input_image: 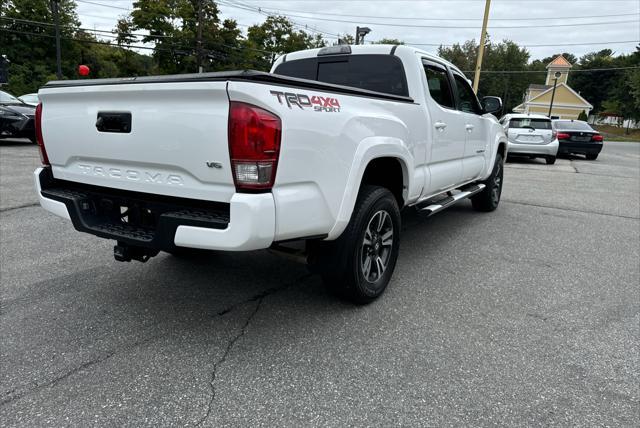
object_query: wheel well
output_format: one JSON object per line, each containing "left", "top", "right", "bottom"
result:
{"left": 497, "top": 142, "right": 506, "bottom": 159}
{"left": 360, "top": 157, "right": 405, "bottom": 206}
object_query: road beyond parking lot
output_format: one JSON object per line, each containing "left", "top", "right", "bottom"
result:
{"left": 1, "top": 140, "right": 639, "bottom": 426}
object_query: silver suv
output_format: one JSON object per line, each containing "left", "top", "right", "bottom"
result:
{"left": 500, "top": 114, "right": 559, "bottom": 165}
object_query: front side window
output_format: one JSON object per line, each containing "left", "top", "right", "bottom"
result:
{"left": 423, "top": 64, "right": 454, "bottom": 109}
{"left": 453, "top": 74, "right": 481, "bottom": 114}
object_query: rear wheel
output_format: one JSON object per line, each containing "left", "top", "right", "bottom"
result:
{"left": 471, "top": 153, "right": 503, "bottom": 212}
{"left": 315, "top": 185, "right": 401, "bottom": 304}
{"left": 545, "top": 155, "right": 556, "bottom": 165}
{"left": 585, "top": 153, "right": 598, "bottom": 160}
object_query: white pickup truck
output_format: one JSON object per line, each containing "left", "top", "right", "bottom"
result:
{"left": 34, "top": 44, "right": 507, "bottom": 303}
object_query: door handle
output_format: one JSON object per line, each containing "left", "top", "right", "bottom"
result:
{"left": 465, "top": 124, "right": 475, "bottom": 132}
{"left": 434, "top": 121, "right": 447, "bottom": 131}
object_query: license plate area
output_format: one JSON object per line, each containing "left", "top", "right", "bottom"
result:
{"left": 571, "top": 136, "right": 591, "bottom": 142}
{"left": 516, "top": 134, "right": 544, "bottom": 143}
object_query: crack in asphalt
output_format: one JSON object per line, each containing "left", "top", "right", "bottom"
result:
{"left": 0, "top": 333, "right": 162, "bottom": 407}
{"left": 194, "top": 273, "right": 312, "bottom": 427}
{"left": 0, "top": 202, "right": 38, "bottom": 213}
{"left": 503, "top": 200, "right": 640, "bottom": 220}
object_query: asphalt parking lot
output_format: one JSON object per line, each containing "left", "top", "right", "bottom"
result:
{"left": 1, "top": 139, "right": 639, "bottom": 426}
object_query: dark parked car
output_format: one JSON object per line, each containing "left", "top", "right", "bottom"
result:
{"left": 0, "top": 90, "right": 36, "bottom": 143}
{"left": 552, "top": 119, "right": 603, "bottom": 160}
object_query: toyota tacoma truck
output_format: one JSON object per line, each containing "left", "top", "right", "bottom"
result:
{"left": 34, "top": 44, "right": 507, "bottom": 303}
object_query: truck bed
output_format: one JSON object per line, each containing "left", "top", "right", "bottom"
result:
{"left": 43, "top": 70, "right": 415, "bottom": 103}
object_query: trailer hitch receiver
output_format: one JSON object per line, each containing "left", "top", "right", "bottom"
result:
{"left": 114, "top": 242, "right": 159, "bottom": 263}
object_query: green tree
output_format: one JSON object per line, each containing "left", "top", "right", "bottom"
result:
{"left": 130, "top": 0, "right": 243, "bottom": 74}
{"left": 246, "top": 16, "right": 325, "bottom": 71}
{"left": 374, "top": 38, "right": 404, "bottom": 45}
{"left": 438, "top": 39, "right": 530, "bottom": 112}
{"left": 1, "top": 0, "right": 80, "bottom": 92}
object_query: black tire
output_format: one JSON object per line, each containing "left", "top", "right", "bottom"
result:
{"left": 585, "top": 153, "right": 598, "bottom": 160}
{"left": 314, "top": 185, "right": 401, "bottom": 304}
{"left": 471, "top": 153, "right": 504, "bottom": 212}
{"left": 29, "top": 136, "right": 37, "bottom": 144}
{"left": 545, "top": 155, "right": 556, "bottom": 165}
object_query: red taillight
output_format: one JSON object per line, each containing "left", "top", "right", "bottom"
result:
{"left": 592, "top": 134, "right": 604, "bottom": 142}
{"left": 557, "top": 132, "right": 570, "bottom": 141}
{"left": 228, "top": 102, "right": 281, "bottom": 191}
{"left": 34, "top": 102, "right": 49, "bottom": 166}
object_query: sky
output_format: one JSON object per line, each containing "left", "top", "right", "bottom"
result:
{"left": 74, "top": 0, "right": 640, "bottom": 62}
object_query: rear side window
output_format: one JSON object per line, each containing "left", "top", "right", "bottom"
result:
{"left": 509, "top": 118, "right": 552, "bottom": 129}
{"left": 423, "top": 64, "right": 454, "bottom": 109}
{"left": 273, "top": 55, "right": 408, "bottom": 96}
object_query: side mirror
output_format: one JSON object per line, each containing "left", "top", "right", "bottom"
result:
{"left": 481, "top": 96, "right": 503, "bottom": 115}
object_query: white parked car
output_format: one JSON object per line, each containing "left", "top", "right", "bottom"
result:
{"left": 500, "top": 113, "right": 558, "bottom": 164}
{"left": 34, "top": 44, "right": 508, "bottom": 303}
{"left": 18, "top": 93, "right": 39, "bottom": 106}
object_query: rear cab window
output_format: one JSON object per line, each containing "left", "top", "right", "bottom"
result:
{"left": 274, "top": 54, "right": 409, "bottom": 97}
{"left": 509, "top": 118, "right": 552, "bottom": 130}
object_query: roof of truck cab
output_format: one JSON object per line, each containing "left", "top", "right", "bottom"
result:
{"left": 277, "top": 44, "right": 465, "bottom": 76}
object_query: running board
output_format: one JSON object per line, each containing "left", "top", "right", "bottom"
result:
{"left": 416, "top": 184, "right": 486, "bottom": 217}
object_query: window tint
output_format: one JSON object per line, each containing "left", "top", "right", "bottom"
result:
{"left": 423, "top": 64, "right": 454, "bottom": 108}
{"left": 553, "top": 120, "right": 593, "bottom": 131}
{"left": 274, "top": 55, "right": 408, "bottom": 96}
{"left": 509, "top": 118, "right": 552, "bottom": 130}
{"left": 453, "top": 74, "right": 481, "bottom": 114}
{"left": 273, "top": 58, "right": 317, "bottom": 81}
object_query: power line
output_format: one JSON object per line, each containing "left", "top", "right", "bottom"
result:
{"left": 3, "top": 28, "right": 638, "bottom": 75}
{"left": 253, "top": 7, "right": 638, "bottom": 22}
{"left": 1, "top": 16, "right": 277, "bottom": 55}
{"left": 76, "top": 0, "right": 130, "bottom": 11}
{"left": 462, "top": 66, "right": 640, "bottom": 74}
{"left": 217, "top": 0, "right": 341, "bottom": 37}
{"left": 226, "top": 9, "right": 639, "bottom": 30}
{"left": 219, "top": 0, "right": 639, "bottom": 29}
{"left": 0, "top": 28, "right": 199, "bottom": 55}
{"left": 401, "top": 40, "right": 640, "bottom": 48}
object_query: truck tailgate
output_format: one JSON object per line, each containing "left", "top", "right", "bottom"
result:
{"left": 38, "top": 81, "right": 234, "bottom": 202}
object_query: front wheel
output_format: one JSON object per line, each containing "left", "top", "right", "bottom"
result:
{"left": 316, "top": 185, "right": 401, "bottom": 304}
{"left": 471, "top": 153, "right": 504, "bottom": 212}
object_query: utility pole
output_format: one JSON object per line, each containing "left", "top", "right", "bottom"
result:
{"left": 51, "top": 0, "right": 62, "bottom": 79}
{"left": 548, "top": 71, "right": 561, "bottom": 117}
{"left": 472, "top": 0, "right": 491, "bottom": 94}
{"left": 196, "top": 0, "right": 203, "bottom": 73}
{"left": 355, "top": 26, "right": 360, "bottom": 45}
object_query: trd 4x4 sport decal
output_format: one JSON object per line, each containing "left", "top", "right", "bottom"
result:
{"left": 270, "top": 90, "right": 341, "bottom": 112}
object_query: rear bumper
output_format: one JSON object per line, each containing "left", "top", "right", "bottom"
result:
{"left": 34, "top": 167, "right": 275, "bottom": 251}
{"left": 0, "top": 116, "right": 34, "bottom": 139}
{"left": 507, "top": 139, "right": 559, "bottom": 157}
{"left": 558, "top": 141, "right": 603, "bottom": 155}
